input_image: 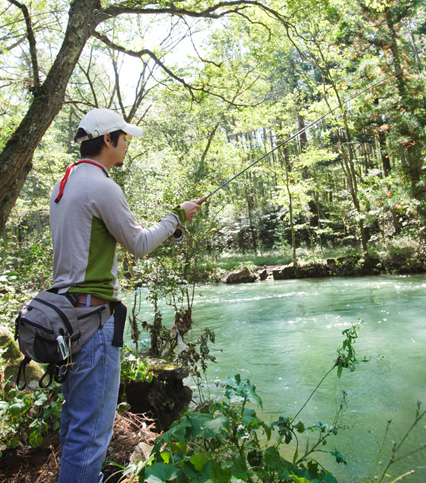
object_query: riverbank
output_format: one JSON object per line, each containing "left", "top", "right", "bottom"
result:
{"left": 0, "top": 409, "right": 157, "bottom": 483}
{"left": 0, "top": 358, "right": 191, "bottom": 482}
{"left": 190, "top": 237, "right": 424, "bottom": 284}
{"left": 225, "top": 252, "right": 426, "bottom": 284}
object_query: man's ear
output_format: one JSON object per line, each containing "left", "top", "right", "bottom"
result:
{"left": 103, "top": 133, "right": 111, "bottom": 146}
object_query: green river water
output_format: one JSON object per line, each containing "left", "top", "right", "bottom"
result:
{"left": 126, "top": 274, "right": 426, "bottom": 482}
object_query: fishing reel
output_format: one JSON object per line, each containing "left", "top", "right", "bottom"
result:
{"left": 170, "top": 225, "right": 185, "bottom": 244}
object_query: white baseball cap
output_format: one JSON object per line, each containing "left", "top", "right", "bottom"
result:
{"left": 75, "top": 108, "right": 143, "bottom": 143}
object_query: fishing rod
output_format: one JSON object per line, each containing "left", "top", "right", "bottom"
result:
{"left": 171, "top": 70, "right": 401, "bottom": 242}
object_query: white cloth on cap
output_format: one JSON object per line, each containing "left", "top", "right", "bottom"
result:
{"left": 76, "top": 108, "right": 143, "bottom": 142}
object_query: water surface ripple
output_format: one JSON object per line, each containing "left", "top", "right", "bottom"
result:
{"left": 128, "top": 274, "right": 426, "bottom": 482}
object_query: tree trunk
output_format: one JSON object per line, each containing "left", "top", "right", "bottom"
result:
{"left": 284, "top": 159, "right": 297, "bottom": 267}
{"left": 377, "top": 130, "right": 391, "bottom": 176}
{"left": 0, "top": 0, "right": 100, "bottom": 236}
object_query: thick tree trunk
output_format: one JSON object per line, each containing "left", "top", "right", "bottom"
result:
{"left": 0, "top": 0, "right": 100, "bottom": 236}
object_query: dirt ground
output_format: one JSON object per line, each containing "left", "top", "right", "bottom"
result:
{"left": 0, "top": 411, "right": 159, "bottom": 483}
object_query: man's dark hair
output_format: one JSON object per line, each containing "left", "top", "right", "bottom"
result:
{"left": 74, "top": 128, "right": 124, "bottom": 157}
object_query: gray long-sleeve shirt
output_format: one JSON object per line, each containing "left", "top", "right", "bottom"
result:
{"left": 50, "top": 160, "right": 179, "bottom": 301}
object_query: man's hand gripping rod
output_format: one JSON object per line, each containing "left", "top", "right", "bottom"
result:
{"left": 171, "top": 71, "right": 401, "bottom": 242}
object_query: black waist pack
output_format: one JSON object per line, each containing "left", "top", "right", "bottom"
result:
{"left": 14, "top": 290, "right": 111, "bottom": 390}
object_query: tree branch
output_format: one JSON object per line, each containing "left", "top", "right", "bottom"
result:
{"left": 181, "top": 18, "right": 223, "bottom": 68}
{"left": 0, "top": 36, "right": 27, "bottom": 55}
{"left": 129, "top": 63, "right": 155, "bottom": 121}
{"left": 77, "top": 48, "right": 99, "bottom": 107}
{"left": 92, "top": 31, "right": 199, "bottom": 98}
{"left": 95, "top": 0, "right": 291, "bottom": 27}
{"left": 112, "top": 55, "right": 126, "bottom": 114}
{"left": 8, "top": 0, "right": 40, "bottom": 92}
{"left": 92, "top": 31, "right": 257, "bottom": 107}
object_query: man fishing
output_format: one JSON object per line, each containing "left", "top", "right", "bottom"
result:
{"left": 50, "top": 107, "right": 205, "bottom": 483}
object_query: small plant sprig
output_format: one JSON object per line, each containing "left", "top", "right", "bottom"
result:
{"left": 335, "top": 319, "right": 364, "bottom": 378}
{"left": 293, "top": 319, "right": 365, "bottom": 423}
{"left": 372, "top": 401, "right": 426, "bottom": 483}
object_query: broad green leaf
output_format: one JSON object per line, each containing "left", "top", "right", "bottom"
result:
{"left": 230, "top": 457, "right": 251, "bottom": 480}
{"left": 157, "top": 417, "right": 192, "bottom": 444}
{"left": 186, "top": 412, "right": 216, "bottom": 438}
{"left": 182, "top": 460, "right": 201, "bottom": 479}
{"left": 190, "top": 453, "right": 209, "bottom": 471}
{"left": 145, "top": 462, "right": 180, "bottom": 482}
{"left": 264, "top": 446, "right": 291, "bottom": 478}
{"left": 208, "top": 460, "right": 233, "bottom": 482}
{"left": 33, "top": 392, "right": 48, "bottom": 407}
{"left": 202, "top": 414, "right": 230, "bottom": 438}
{"left": 29, "top": 430, "right": 44, "bottom": 448}
{"left": 323, "top": 474, "right": 339, "bottom": 483}
{"left": 9, "top": 399, "right": 29, "bottom": 417}
{"left": 241, "top": 408, "right": 258, "bottom": 426}
{"left": 224, "top": 375, "right": 263, "bottom": 408}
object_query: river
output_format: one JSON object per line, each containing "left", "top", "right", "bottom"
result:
{"left": 125, "top": 274, "right": 426, "bottom": 482}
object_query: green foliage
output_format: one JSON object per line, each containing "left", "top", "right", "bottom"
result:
{"left": 122, "top": 216, "right": 219, "bottom": 364}
{"left": 175, "top": 327, "right": 216, "bottom": 380}
{"left": 0, "top": 351, "right": 62, "bottom": 454}
{"left": 224, "top": 374, "right": 263, "bottom": 409}
{"left": 0, "top": 230, "right": 54, "bottom": 333}
{"left": 120, "top": 348, "right": 154, "bottom": 383}
{"left": 2, "top": 0, "right": 426, "bottom": 260}
{"left": 4, "top": 0, "right": 426, "bottom": 260}
{"left": 1, "top": 3, "right": 426, "bottom": 479}
{"left": 335, "top": 319, "right": 364, "bottom": 378}
{"left": 131, "top": 375, "right": 342, "bottom": 482}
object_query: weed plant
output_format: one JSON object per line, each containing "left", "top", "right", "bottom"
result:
{"left": 0, "top": 349, "right": 62, "bottom": 455}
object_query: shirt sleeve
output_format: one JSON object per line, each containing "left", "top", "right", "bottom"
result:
{"left": 92, "top": 178, "right": 179, "bottom": 257}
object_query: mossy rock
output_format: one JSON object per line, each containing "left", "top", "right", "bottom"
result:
{"left": 120, "top": 357, "right": 192, "bottom": 431}
{"left": 0, "top": 326, "right": 44, "bottom": 388}
{"left": 225, "top": 266, "right": 258, "bottom": 284}
{"left": 273, "top": 265, "right": 296, "bottom": 280}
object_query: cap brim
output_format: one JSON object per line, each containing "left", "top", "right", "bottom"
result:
{"left": 123, "top": 123, "right": 143, "bottom": 137}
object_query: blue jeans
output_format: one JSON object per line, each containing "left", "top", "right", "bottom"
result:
{"left": 58, "top": 315, "right": 120, "bottom": 483}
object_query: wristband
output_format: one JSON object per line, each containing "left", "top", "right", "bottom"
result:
{"left": 171, "top": 206, "right": 186, "bottom": 224}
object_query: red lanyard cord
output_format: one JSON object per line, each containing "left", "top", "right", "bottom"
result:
{"left": 54, "top": 160, "right": 108, "bottom": 203}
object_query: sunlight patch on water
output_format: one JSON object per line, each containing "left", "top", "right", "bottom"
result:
{"left": 192, "top": 290, "right": 313, "bottom": 305}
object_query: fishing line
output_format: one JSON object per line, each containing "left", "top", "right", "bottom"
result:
{"left": 171, "top": 69, "right": 402, "bottom": 242}
{"left": 205, "top": 70, "right": 401, "bottom": 200}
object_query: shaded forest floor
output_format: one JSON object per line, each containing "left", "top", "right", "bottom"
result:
{"left": 0, "top": 411, "right": 157, "bottom": 483}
